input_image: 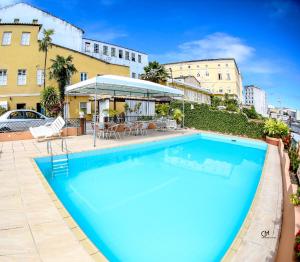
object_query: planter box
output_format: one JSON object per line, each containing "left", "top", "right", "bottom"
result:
{"left": 266, "top": 136, "right": 280, "bottom": 146}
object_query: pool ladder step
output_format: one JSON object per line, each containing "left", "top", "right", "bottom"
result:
{"left": 47, "top": 139, "right": 69, "bottom": 178}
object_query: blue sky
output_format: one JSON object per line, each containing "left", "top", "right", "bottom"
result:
{"left": 2, "top": 0, "right": 300, "bottom": 109}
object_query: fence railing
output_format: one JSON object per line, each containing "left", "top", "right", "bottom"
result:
{"left": 0, "top": 118, "right": 82, "bottom": 133}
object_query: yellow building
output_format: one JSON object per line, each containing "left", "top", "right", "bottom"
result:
{"left": 0, "top": 23, "right": 129, "bottom": 118}
{"left": 164, "top": 58, "right": 243, "bottom": 101}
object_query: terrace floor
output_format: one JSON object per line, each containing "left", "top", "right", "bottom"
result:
{"left": 0, "top": 130, "right": 282, "bottom": 261}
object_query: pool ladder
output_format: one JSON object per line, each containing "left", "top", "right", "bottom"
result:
{"left": 47, "top": 138, "right": 69, "bottom": 179}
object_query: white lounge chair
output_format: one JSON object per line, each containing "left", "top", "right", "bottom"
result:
{"left": 29, "top": 116, "right": 65, "bottom": 139}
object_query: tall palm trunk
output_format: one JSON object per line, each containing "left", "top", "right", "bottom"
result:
{"left": 43, "top": 50, "right": 47, "bottom": 90}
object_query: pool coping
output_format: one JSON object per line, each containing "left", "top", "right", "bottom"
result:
{"left": 31, "top": 130, "right": 282, "bottom": 261}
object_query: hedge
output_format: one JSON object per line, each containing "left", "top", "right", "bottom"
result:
{"left": 171, "top": 101, "right": 265, "bottom": 139}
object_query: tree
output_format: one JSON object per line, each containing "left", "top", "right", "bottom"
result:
{"left": 39, "top": 29, "right": 54, "bottom": 89}
{"left": 242, "top": 106, "right": 259, "bottom": 119}
{"left": 140, "top": 61, "right": 170, "bottom": 83}
{"left": 41, "top": 86, "right": 61, "bottom": 117}
{"left": 49, "top": 55, "right": 77, "bottom": 116}
{"left": 210, "top": 96, "right": 222, "bottom": 108}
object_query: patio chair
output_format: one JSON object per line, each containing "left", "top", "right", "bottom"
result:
{"left": 105, "top": 124, "right": 125, "bottom": 139}
{"left": 29, "top": 116, "right": 65, "bottom": 140}
{"left": 141, "top": 122, "right": 149, "bottom": 135}
{"left": 166, "top": 120, "right": 177, "bottom": 130}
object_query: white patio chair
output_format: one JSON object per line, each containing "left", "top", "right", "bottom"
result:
{"left": 29, "top": 116, "right": 65, "bottom": 140}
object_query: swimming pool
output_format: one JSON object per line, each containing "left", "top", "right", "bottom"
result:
{"left": 35, "top": 133, "right": 267, "bottom": 261}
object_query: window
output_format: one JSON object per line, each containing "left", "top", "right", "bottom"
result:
{"left": 25, "top": 111, "right": 42, "bottom": 119}
{"left": 2, "top": 32, "right": 12, "bottom": 45}
{"left": 32, "top": 19, "right": 38, "bottom": 24}
{"left": 138, "top": 54, "right": 141, "bottom": 63}
{"left": 36, "top": 69, "right": 44, "bottom": 86}
{"left": 79, "top": 102, "right": 91, "bottom": 114}
{"left": 21, "top": 32, "right": 30, "bottom": 45}
{"left": 103, "top": 45, "right": 108, "bottom": 55}
{"left": 119, "top": 49, "right": 123, "bottom": 58}
{"left": 94, "top": 44, "right": 99, "bottom": 53}
{"left": 131, "top": 53, "right": 136, "bottom": 62}
{"left": 132, "top": 72, "right": 136, "bottom": 78}
{"left": 9, "top": 111, "right": 24, "bottom": 119}
{"left": 85, "top": 42, "right": 90, "bottom": 52}
{"left": 219, "top": 88, "right": 223, "bottom": 93}
{"left": 188, "top": 65, "right": 191, "bottom": 68}
{"left": 80, "top": 72, "right": 88, "bottom": 81}
{"left": 0, "top": 69, "right": 7, "bottom": 85}
{"left": 197, "top": 73, "right": 200, "bottom": 77}
{"left": 17, "top": 69, "right": 27, "bottom": 85}
{"left": 218, "top": 73, "right": 222, "bottom": 80}
{"left": 14, "top": 18, "right": 19, "bottom": 23}
{"left": 111, "top": 47, "right": 116, "bottom": 57}
{"left": 205, "top": 71, "right": 209, "bottom": 77}
{"left": 125, "top": 51, "right": 129, "bottom": 60}
{"left": 226, "top": 73, "right": 231, "bottom": 80}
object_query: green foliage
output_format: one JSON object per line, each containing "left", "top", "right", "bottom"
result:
{"left": 140, "top": 61, "right": 170, "bottom": 83}
{"left": 210, "top": 96, "right": 222, "bottom": 109}
{"left": 103, "top": 109, "right": 119, "bottom": 117}
{"left": 263, "top": 119, "right": 289, "bottom": 138}
{"left": 224, "top": 93, "right": 239, "bottom": 112}
{"left": 124, "top": 102, "right": 129, "bottom": 113}
{"left": 170, "top": 101, "right": 265, "bottom": 139}
{"left": 289, "top": 145, "right": 300, "bottom": 173}
{"left": 0, "top": 106, "right": 7, "bottom": 116}
{"left": 155, "top": 103, "right": 170, "bottom": 117}
{"left": 290, "top": 193, "right": 300, "bottom": 206}
{"left": 134, "top": 102, "right": 142, "bottom": 114}
{"left": 49, "top": 55, "right": 77, "bottom": 116}
{"left": 242, "top": 106, "right": 259, "bottom": 119}
{"left": 40, "top": 86, "right": 61, "bottom": 117}
{"left": 173, "top": 108, "right": 184, "bottom": 124}
{"left": 39, "top": 29, "right": 54, "bottom": 89}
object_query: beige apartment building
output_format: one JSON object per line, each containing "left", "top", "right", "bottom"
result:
{"left": 164, "top": 58, "right": 243, "bottom": 101}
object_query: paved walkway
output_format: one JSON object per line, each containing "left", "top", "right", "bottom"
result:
{"left": 0, "top": 131, "right": 282, "bottom": 261}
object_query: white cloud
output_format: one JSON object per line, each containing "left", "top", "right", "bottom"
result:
{"left": 151, "top": 32, "right": 280, "bottom": 75}
{"left": 0, "top": 0, "right": 19, "bottom": 8}
{"left": 153, "top": 32, "right": 255, "bottom": 64}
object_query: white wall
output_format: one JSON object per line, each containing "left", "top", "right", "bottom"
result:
{"left": 82, "top": 39, "right": 148, "bottom": 77}
{"left": 0, "top": 3, "right": 83, "bottom": 51}
{"left": 244, "top": 86, "right": 268, "bottom": 116}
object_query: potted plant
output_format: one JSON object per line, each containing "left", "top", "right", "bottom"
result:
{"left": 263, "top": 119, "right": 289, "bottom": 146}
{"left": 173, "top": 108, "right": 184, "bottom": 128}
{"left": 295, "top": 230, "right": 300, "bottom": 259}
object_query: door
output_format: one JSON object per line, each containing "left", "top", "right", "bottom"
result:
{"left": 36, "top": 103, "right": 41, "bottom": 113}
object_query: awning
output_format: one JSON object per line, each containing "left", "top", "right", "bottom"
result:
{"left": 65, "top": 75, "right": 183, "bottom": 97}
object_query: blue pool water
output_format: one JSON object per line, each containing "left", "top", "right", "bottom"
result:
{"left": 35, "top": 134, "right": 267, "bottom": 261}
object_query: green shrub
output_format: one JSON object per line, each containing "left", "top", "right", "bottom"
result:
{"left": 170, "top": 101, "right": 264, "bottom": 139}
{"left": 289, "top": 146, "right": 300, "bottom": 173}
{"left": 263, "top": 119, "right": 289, "bottom": 138}
{"left": 0, "top": 106, "right": 7, "bottom": 116}
{"left": 172, "top": 108, "right": 184, "bottom": 124}
{"left": 155, "top": 103, "right": 170, "bottom": 117}
{"left": 242, "top": 106, "right": 259, "bottom": 119}
{"left": 290, "top": 193, "right": 300, "bottom": 206}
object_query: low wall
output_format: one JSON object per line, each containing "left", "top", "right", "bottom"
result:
{"left": 0, "top": 127, "right": 82, "bottom": 142}
{"left": 276, "top": 140, "right": 297, "bottom": 261}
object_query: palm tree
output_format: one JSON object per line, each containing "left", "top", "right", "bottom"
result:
{"left": 49, "top": 55, "right": 77, "bottom": 116}
{"left": 140, "top": 61, "right": 170, "bottom": 83}
{"left": 39, "top": 29, "right": 54, "bottom": 89}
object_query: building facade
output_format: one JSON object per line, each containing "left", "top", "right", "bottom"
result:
{"left": 167, "top": 76, "right": 211, "bottom": 105}
{"left": 0, "top": 23, "right": 129, "bottom": 118}
{"left": 244, "top": 85, "right": 267, "bottom": 116}
{"left": 82, "top": 39, "right": 148, "bottom": 78}
{"left": 0, "top": 2, "right": 148, "bottom": 78}
{"left": 164, "top": 58, "right": 243, "bottom": 101}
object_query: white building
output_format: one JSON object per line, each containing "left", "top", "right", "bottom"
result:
{"left": 244, "top": 85, "right": 268, "bottom": 116}
{"left": 0, "top": 2, "right": 83, "bottom": 51}
{"left": 297, "top": 110, "right": 300, "bottom": 122}
{"left": 0, "top": 3, "right": 148, "bottom": 77}
{"left": 82, "top": 39, "right": 148, "bottom": 78}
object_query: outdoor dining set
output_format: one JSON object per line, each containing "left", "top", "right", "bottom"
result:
{"left": 91, "top": 118, "right": 178, "bottom": 140}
